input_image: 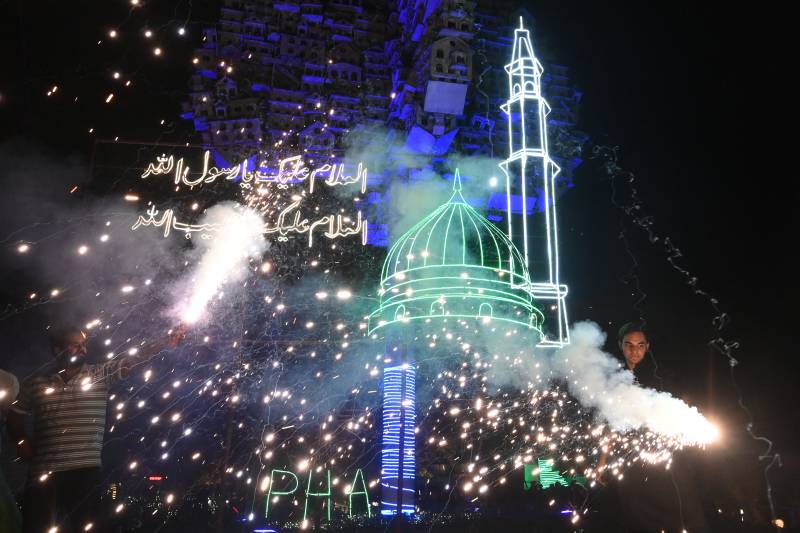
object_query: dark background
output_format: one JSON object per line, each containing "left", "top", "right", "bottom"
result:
{"left": 1, "top": 0, "right": 796, "bottom": 527}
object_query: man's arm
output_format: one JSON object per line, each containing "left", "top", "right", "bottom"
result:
{"left": 113, "top": 325, "right": 187, "bottom": 381}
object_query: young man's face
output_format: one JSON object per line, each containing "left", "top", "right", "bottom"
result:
{"left": 621, "top": 331, "right": 649, "bottom": 369}
{"left": 55, "top": 331, "right": 88, "bottom": 367}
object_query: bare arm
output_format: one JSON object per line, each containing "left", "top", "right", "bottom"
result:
{"left": 117, "top": 325, "right": 187, "bottom": 379}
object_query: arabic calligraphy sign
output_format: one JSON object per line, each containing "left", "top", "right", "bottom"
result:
{"left": 140, "top": 151, "right": 368, "bottom": 194}
{"left": 132, "top": 151, "right": 369, "bottom": 247}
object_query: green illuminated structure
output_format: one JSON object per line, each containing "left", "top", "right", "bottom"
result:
{"left": 368, "top": 169, "right": 544, "bottom": 335}
{"left": 523, "top": 458, "right": 587, "bottom": 490}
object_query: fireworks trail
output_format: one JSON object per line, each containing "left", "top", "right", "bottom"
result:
{"left": 172, "top": 202, "right": 268, "bottom": 324}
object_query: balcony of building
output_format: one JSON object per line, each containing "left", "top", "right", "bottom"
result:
{"left": 242, "top": 38, "right": 274, "bottom": 59}
{"left": 300, "top": 121, "right": 337, "bottom": 152}
{"left": 201, "top": 28, "right": 218, "bottom": 50}
{"left": 265, "top": 111, "right": 301, "bottom": 134}
{"left": 270, "top": 87, "right": 305, "bottom": 103}
{"left": 209, "top": 117, "right": 263, "bottom": 146}
{"left": 243, "top": 20, "right": 266, "bottom": 39}
{"left": 226, "top": 97, "right": 260, "bottom": 119}
{"left": 330, "top": 0, "right": 363, "bottom": 14}
{"left": 219, "top": 30, "right": 244, "bottom": 53}
{"left": 325, "top": 83, "right": 361, "bottom": 100}
{"left": 243, "top": 1, "right": 269, "bottom": 19}
{"left": 220, "top": 7, "right": 243, "bottom": 22}
{"left": 220, "top": 19, "right": 243, "bottom": 34}
{"left": 273, "top": 1, "right": 300, "bottom": 13}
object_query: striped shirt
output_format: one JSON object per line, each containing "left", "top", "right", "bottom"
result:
{"left": 13, "top": 361, "right": 123, "bottom": 476}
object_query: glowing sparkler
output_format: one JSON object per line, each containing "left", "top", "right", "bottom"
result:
{"left": 176, "top": 203, "right": 267, "bottom": 323}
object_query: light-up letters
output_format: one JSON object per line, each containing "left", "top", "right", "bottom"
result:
{"left": 131, "top": 203, "right": 368, "bottom": 246}
{"left": 263, "top": 200, "right": 368, "bottom": 247}
{"left": 268, "top": 155, "right": 368, "bottom": 194}
{"left": 134, "top": 151, "right": 370, "bottom": 247}
{"left": 131, "top": 206, "right": 218, "bottom": 239}
{"left": 348, "top": 468, "right": 372, "bottom": 518}
{"left": 303, "top": 469, "right": 332, "bottom": 521}
{"left": 264, "top": 468, "right": 372, "bottom": 521}
{"left": 264, "top": 469, "right": 299, "bottom": 518}
{"left": 141, "top": 151, "right": 368, "bottom": 194}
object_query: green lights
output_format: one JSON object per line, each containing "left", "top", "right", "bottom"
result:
{"left": 303, "top": 468, "right": 332, "bottom": 522}
{"left": 265, "top": 469, "right": 299, "bottom": 518}
{"left": 523, "top": 458, "right": 587, "bottom": 490}
{"left": 265, "top": 468, "right": 373, "bottom": 522}
{"left": 369, "top": 169, "right": 544, "bottom": 335}
{"left": 347, "top": 468, "right": 372, "bottom": 518}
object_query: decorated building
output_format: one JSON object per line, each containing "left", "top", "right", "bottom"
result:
{"left": 182, "top": 1, "right": 580, "bottom": 522}
{"left": 182, "top": 1, "right": 586, "bottom": 246}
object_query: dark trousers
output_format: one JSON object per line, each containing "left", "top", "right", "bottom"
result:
{"left": 22, "top": 467, "right": 102, "bottom": 533}
{"left": 0, "top": 467, "right": 22, "bottom": 533}
{"left": 615, "top": 461, "right": 709, "bottom": 533}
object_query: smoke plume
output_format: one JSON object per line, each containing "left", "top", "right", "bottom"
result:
{"left": 174, "top": 202, "right": 268, "bottom": 324}
{"left": 551, "top": 321, "right": 717, "bottom": 444}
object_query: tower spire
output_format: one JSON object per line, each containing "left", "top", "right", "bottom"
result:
{"left": 452, "top": 168, "right": 462, "bottom": 192}
{"left": 498, "top": 18, "right": 570, "bottom": 348}
{"left": 448, "top": 168, "right": 467, "bottom": 204}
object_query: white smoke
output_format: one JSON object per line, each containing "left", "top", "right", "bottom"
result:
{"left": 175, "top": 202, "right": 267, "bottom": 324}
{"left": 551, "top": 321, "right": 718, "bottom": 445}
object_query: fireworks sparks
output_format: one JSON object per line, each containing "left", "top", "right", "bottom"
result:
{"left": 2, "top": 12, "right": 723, "bottom": 532}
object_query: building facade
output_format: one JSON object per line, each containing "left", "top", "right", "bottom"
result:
{"left": 182, "top": 1, "right": 585, "bottom": 221}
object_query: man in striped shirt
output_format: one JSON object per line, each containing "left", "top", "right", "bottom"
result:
{"left": 7, "top": 324, "right": 185, "bottom": 533}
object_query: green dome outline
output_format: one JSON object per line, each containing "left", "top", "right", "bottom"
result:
{"left": 369, "top": 169, "right": 544, "bottom": 335}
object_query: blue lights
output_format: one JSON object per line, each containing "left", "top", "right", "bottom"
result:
{"left": 381, "top": 363, "right": 416, "bottom": 516}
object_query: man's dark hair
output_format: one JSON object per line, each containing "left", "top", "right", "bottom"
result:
{"left": 48, "top": 324, "right": 85, "bottom": 354}
{"left": 617, "top": 322, "right": 648, "bottom": 348}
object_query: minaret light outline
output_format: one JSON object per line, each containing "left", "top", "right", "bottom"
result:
{"left": 499, "top": 17, "right": 570, "bottom": 347}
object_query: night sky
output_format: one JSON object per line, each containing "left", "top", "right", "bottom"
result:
{"left": 1, "top": 0, "right": 796, "bottom": 523}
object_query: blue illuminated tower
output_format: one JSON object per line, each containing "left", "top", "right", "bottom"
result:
{"left": 499, "top": 18, "right": 570, "bottom": 347}
{"left": 379, "top": 332, "right": 416, "bottom": 516}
